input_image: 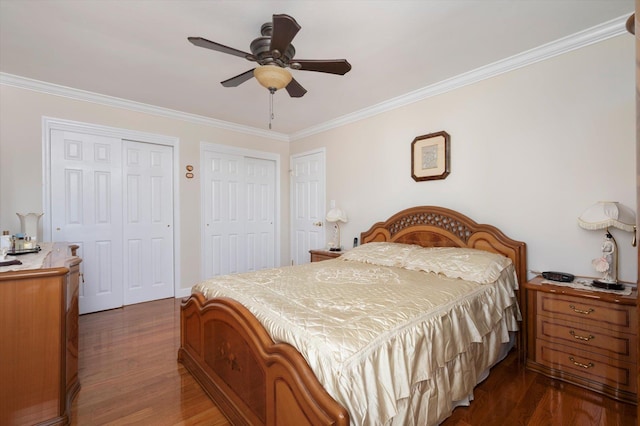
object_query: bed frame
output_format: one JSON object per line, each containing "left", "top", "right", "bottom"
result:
{"left": 178, "top": 206, "right": 527, "bottom": 426}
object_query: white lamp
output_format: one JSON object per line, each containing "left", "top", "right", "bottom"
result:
{"left": 577, "top": 201, "right": 636, "bottom": 288}
{"left": 326, "top": 207, "right": 347, "bottom": 252}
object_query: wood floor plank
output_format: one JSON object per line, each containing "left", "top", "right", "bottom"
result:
{"left": 70, "top": 298, "right": 637, "bottom": 425}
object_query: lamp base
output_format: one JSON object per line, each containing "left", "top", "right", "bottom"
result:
{"left": 592, "top": 280, "right": 625, "bottom": 290}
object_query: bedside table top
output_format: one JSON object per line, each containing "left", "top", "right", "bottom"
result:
{"left": 525, "top": 276, "right": 637, "bottom": 305}
{"left": 309, "top": 249, "right": 344, "bottom": 256}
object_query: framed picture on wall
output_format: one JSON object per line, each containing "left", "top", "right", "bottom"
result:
{"left": 411, "top": 131, "right": 450, "bottom": 181}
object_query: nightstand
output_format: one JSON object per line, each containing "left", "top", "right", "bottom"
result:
{"left": 309, "top": 249, "right": 343, "bottom": 262}
{"left": 524, "top": 276, "right": 637, "bottom": 403}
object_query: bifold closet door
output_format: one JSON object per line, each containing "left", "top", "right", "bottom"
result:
{"left": 202, "top": 150, "right": 276, "bottom": 278}
{"left": 50, "top": 132, "right": 175, "bottom": 314}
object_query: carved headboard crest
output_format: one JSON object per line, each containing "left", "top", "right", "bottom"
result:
{"left": 389, "top": 212, "right": 472, "bottom": 242}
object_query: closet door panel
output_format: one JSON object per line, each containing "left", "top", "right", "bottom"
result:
{"left": 51, "top": 130, "right": 123, "bottom": 314}
{"left": 123, "top": 141, "right": 174, "bottom": 305}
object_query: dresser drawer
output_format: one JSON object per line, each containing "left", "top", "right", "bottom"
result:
{"left": 536, "top": 316, "right": 637, "bottom": 361}
{"left": 537, "top": 292, "right": 636, "bottom": 331}
{"left": 536, "top": 339, "right": 637, "bottom": 394}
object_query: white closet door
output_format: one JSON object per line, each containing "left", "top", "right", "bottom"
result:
{"left": 291, "top": 151, "right": 326, "bottom": 265}
{"left": 245, "top": 157, "right": 276, "bottom": 271}
{"left": 123, "top": 141, "right": 174, "bottom": 305}
{"left": 50, "top": 130, "right": 124, "bottom": 314}
{"left": 203, "top": 151, "right": 245, "bottom": 277}
{"left": 202, "top": 150, "right": 276, "bottom": 278}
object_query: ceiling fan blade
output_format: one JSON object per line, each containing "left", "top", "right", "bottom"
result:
{"left": 221, "top": 69, "right": 256, "bottom": 87}
{"left": 270, "top": 14, "right": 301, "bottom": 54}
{"left": 188, "top": 37, "right": 252, "bottom": 59}
{"left": 285, "top": 78, "right": 307, "bottom": 98}
{"left": 292, "top": 59, "right": 352, "bottom": 75}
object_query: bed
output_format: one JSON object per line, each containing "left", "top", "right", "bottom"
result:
{"left": 178, "top": 206, "right": 527, "bottom": 425}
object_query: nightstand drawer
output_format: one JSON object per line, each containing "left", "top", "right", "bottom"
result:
{"left": 537, "top": 292, "right": 636, "bottom": 331}
{"left": 536, "top": 316, "right": 637, "bottom": 361}
{"left": 536, "top": 340, "right": 637, "bottom": 395}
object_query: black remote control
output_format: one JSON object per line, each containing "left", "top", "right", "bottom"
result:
{"left": 542, "top": 271, "right": 574, "bottom": 282}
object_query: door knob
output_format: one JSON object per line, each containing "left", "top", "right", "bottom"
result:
{"left": 313, "top": 221, "right": 323, "bottom": 227}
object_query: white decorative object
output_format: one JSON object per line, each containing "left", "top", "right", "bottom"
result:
{"left": 578, "top": 201, "right": 636, "bottom": 286}
{"left": 16, "top": 212, "right": 44, "bottom": 242}
{"left": 0, "top": 232, "right": 11, "bottom": 249}
{"left": 326, "top": 205, "right": 348, "bottom": 251}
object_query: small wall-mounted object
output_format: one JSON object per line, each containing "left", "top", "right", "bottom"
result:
{"left": 185, "top": 165, "right": 194, "bottom": 179}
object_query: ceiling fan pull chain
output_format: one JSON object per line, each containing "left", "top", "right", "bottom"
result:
{"left": 269, "top": 87, "right": 275, "bottom": 129}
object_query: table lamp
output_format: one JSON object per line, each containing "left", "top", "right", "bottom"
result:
{"left": 326, "top": 206, "right": 347, "bottom": 251}
{"left": 577, "top": 201, "right": 636, "bottom": 289}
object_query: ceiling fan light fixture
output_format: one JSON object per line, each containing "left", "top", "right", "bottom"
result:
{"left": 254, "top": 65, "right": 292, "bottom": 91}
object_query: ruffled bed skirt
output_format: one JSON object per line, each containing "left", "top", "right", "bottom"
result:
{"left": 389, "top": 331, "right": 516, "bottom": 425}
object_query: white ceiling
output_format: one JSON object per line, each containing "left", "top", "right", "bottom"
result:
{"left": 0, "top": 1, "right": 633, "bottom": 137}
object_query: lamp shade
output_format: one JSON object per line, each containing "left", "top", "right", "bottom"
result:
{"left": 577, "top": 201, "right": 636, "bottom": 232}
{"left": 254, "top": 65, "right": 292, "bottom": 91}
{"left": 326, "top": 208, "right": 347, "bottom": 223}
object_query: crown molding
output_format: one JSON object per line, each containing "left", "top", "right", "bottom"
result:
{"left": 289, "top": 14, "right": 630, "bottom": 141}
{"left": 0, "top": 73, "right": 290, "bottom": 142}
{"left": 1, "top": 14, "right": 629, "bottom": 143}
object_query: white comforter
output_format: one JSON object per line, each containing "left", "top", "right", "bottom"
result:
{"left": 193, "top": 257, "right": 520, "bottom": 425}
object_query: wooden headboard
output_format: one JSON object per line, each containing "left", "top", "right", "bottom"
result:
{"left": 360, "top": 206, "right": 527, "bottom": 289}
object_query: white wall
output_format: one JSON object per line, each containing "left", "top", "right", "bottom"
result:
{"left": 0, "top": 87, "right": 291, "bottom": 291}
{"left": 1, "top": 34, "right": 636, "bottom": 287}
{"left": 291, "top": 35, "right": 638, "bottom": 282}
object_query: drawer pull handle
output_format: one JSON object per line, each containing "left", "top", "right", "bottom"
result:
{"left": 569, "top": 304, "right": 594, "bottom": 315}
{"left": 569, "top": 356, "right": 594, "bottom": 369}
{"left": 569, "top": 330, "right": 594, "bottom": 341}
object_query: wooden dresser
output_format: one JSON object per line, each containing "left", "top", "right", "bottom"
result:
{"left": 0, "top": 243, "right": 82, "bottom": 426}
{"left": 525, "top": 276, "right": 637, "bottom": 403}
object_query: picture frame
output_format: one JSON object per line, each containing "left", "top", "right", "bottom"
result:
{"left": 411, "top": 131, "right": 450, "bottom": 181}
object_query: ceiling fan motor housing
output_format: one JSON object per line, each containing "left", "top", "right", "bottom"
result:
{"left": 250, "top": 25, "right": 296, "bottom": 67}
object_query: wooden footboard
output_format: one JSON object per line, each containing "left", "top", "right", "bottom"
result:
{"left": 178, "top": 292, "right": 349, "bottom": 426}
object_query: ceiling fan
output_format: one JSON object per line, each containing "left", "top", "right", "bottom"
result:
{"left": 188, "top": 14, "right": 352, "bottom": 98}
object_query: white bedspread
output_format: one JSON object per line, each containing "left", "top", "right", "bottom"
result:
{"left": 193, "top": 258, "right": 520, "bottom": 425}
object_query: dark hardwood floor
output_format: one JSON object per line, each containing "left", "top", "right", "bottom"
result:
{"left": 71, "top": 298, "right": 637, "bottom": 425}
